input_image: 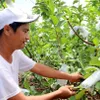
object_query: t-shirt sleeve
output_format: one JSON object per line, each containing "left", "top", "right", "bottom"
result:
{"left": 0, "top": 69, "right": 21, "bottom": 100}
{"left": 17, "top": 50, "right": 36, "bottom": 72}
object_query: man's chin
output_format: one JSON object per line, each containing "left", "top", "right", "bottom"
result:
{"left": 18, "top": 45, "right": 25, "bottom": 49}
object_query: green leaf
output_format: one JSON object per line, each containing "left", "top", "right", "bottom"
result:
{"left": 73, "top": 0, "right": 79, "bottom": 4}
{"left": 78, "top": 5, "right": 82, "bottom": 12}
{"left": 23, "top": 79, "right": 30, "bottom": 90}
{"left": 95, "top": 82, "right": 100, "bottom": 93}
{"left": 84, "top": 66, "right": 99, "bottom": 73}
{"left": 61, "top": 37, "right": 67, "bottom": 44}
{"left": 50, "top": 15, "right": 59, "bottom": 25}
{"left": 95, "top": 82, "right": 100, "bottom": 90}
{"left": 43, "top": 44, "right": 51, "bottom": 49}
{"left": 68, "top": 96, "right": 75, "bottom": 100}
{"left": 89, "top": 57, "right": 100, "bottom": 67}
{"left": 3, "top": 2, "right": 7, "bottom": 7}
{"left": 48, "top": 0, "right": 54, "bottom": 14}
{"left": 57, "top": 20, "right": 65, "bottom": 27}
{"left": 83, "top": 72, "right": 93, "bottom": 79}
{"left": 75, "top": 89, "right": 86, "bottom": 100}
{"left": 93, "top": 37, "right": 99, "bottom": 46}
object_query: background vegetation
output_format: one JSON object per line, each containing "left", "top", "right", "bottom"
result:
{"left": 0, "top": 0, "right": 100, "bottom": 99}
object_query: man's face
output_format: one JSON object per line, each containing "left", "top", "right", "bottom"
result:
{"left": 9, "top": 23, "right": 30, "bottom": 50}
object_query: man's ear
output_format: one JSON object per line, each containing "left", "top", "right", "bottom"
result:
{"left": 3, "top": 25, "right": 13, "bottom": 36}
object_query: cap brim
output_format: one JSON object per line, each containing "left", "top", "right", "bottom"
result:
{"left": 15, "top": 15, "right": 40, "bottom": 23}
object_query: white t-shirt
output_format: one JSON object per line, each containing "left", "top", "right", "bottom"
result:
{"left": 0, "top": 50, "right": 36, "bottom": 100}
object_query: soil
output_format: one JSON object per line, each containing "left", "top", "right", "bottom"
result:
{"left": 19, "top": 74, "right": 100, "bottom": 100}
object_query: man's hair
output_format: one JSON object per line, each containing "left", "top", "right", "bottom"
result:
{"left": 0, "top": 22, "right": 25, "bottom": 36}
{"left": 0, "top": 29, "right": 4, "bottom": 36}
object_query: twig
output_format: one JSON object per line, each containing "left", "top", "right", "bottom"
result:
{"left": 25, "top": 46, "right": 33, "bottom": 58}
{"left": 65, "top": 17, "right": 95, "bottom": 46}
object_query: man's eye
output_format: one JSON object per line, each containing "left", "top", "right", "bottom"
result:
{"left": 24, "top": 31, "right": 27, "bottom": 33}
{"left": 24, "top": 30, "right": 28, "bottom": 33}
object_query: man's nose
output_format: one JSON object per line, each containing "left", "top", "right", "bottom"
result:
{"left": 26, "top": 33, "right": 30, "bottom": 40}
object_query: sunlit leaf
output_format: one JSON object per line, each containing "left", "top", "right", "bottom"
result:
{"left": 93, "top": 37, "right": 99, "bottom": 46}
{"left": 89, "top": 57, "right": 100, "bottom": 67}
{"left": 50, "top": 15, "right": 59, "bottom": 25}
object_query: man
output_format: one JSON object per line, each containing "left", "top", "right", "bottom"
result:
{"left": 0, "top": 7, "right": 83, "bottom": 100}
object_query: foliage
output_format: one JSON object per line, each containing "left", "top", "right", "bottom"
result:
{"left": 0, "top": 0, "right": 100, "bottom": 99}
{"left": 25, "top": 0, "right": 100, "bottom": 99}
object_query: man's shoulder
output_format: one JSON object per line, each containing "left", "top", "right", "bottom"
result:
{"left": 12, "top": 50, "right": 25, "bottom": 59}
{"left": 13, "top": 49, "right": 23, "bottom": 54}
{"left": 13, "top": 50, "right": 25, "bottom": 56}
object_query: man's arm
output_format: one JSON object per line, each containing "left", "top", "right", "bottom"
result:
{"left": 30, "top": 63, "right": 83, "bottom": 82}
{"left": 8, "top": 86, "right": 75, "bottom": 100}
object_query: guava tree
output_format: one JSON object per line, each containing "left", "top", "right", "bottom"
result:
{"left": 0, "top": 0, "right": 100, "bottom": 99}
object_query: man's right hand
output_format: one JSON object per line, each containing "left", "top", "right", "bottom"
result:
{"left": 8, "top": 85, "right": 76, "bottom": 100}
{"left": 57, "top": 85, "right": 76, "bottom": 99}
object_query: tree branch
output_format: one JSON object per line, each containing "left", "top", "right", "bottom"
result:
{"left": 25, "top": 46, "right": 33, "bottom": 58}
{"left": 65, "top": 17, "right": 95, "bottom": 46}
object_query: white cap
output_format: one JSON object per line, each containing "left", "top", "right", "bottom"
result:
{"left": 0, "top": 7, "right": 39, "bottom": 30}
